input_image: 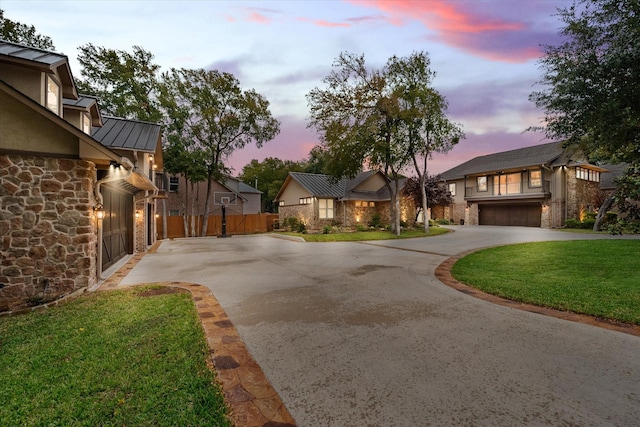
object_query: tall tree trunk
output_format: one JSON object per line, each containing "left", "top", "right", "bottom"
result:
{"left": 201, "top": 176, "right": 213, "bottom": 237}
{"left": 593, "top": 192, "right": 615, "bottom": 231}
{"left": 162, "top": 199, "right": 167, "bottom": 239}
{"left": 420, "top": 173, "right": 429, "bottom": 233}
{"left": 182, "top": 179, "right": 189, "bottom": 237}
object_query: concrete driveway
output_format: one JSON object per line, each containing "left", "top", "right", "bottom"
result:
{"left": 120, "top": 226, "right": 640, "bottom": 426}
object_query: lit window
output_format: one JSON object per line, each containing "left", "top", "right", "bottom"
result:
{"left": 355, "top": 201, "right": 362, "bottom": 207}
{"left": 81, "top": 113, "right": 92, "bottom": 134}
{"left": 576, "top": 167, "right": 600, "bottom": 182}
{"left": 299, "top": 197, "right": 313, "bottom": 205}
{"left": 477, "top": 176, "right": 487, "bottom": 192}
{"left": 319, "top": 198, "right": 334, "bottom": 219}
{"left": 279, "top": 200, "right": 285, "bottom": 207}
{"left": 46, "top": 76, "right": 60, "bottom": 115}
{"left": 169, "top": 176, "right": 179, "bottom": 192}
{"left": 529, "top": 170, "right": 542, "bottom": 187}
{"left": 448, "top": 183, "right": 456, "bottom": 196}
{"left": 494, "top": 173, "right": 522, "bottom": 195}
{"left": 369, "top": 201, "right": 375, "bottom": 207}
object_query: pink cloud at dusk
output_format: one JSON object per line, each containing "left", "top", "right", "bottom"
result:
{"left": 348, "top": 0, "right": 561, "bottom": 63}
{"left": 297, "top": 17, "right": 351, "bottom": 28}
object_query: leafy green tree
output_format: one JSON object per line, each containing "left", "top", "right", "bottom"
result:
{"left": 530, "top": 0, "right": 640, "bottom": 229}
{"left": 239, "top": 158, "right": 304, "bottom": 212}
{"left": 0, "top": 10, "right": 54, "bottom": 50}
{"left": 76, "top": 44, "right": 162, "bottom": 122}
{"left": 387, "top": 52, "right": 463, "bottom": 232}
{"left": 307, "top": 52, "right": 410, "bottom": 235}
{"left": 159, "top": 68, "right": 280, "bottom": 236}
{"left": 303, "top": 145, "right": 331, "bottom": 174}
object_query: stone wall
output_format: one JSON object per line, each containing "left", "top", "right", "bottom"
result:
{"left": 0, "top": 155, "right": 97, "bottom": 312}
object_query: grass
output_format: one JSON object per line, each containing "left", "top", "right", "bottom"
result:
{"left": 282, "top": 226, "right": 450, "bottom": 242}
{"left": 451, "top": 240, "right": 640, "bottom": 325}
{"left": 0, "top": 286, "right": 231, "bottom": 427}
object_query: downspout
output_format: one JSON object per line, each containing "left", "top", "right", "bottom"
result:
{"left": 94, "top": 157, "right": 134, "bottom": 281}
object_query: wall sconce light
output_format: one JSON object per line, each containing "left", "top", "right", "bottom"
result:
{"left": 149, "top": 154, "right": 154, "bottom": 161}
{"left": 95, "top": 208, "right": 105, "bottom": 220}
{"left": 155, "top": 213, "right": 159, "bottom": 219}
{"left": 135, "top": 210, "right": 141, "bottom": 219}
{"left": 110, "top": 160, "right": 120, "bottom": 168}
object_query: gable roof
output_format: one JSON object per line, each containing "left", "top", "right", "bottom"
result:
{"left": 276, "top": 170, "right": 399, "bottom": 202}
{"left": 0, "top": 39, "right": 77, "bottom": 99}
{"left": 439, "top": 141, "right": 567, "bottom": 180}
{"left": 287, "top": 172, "right": 347, "bottom": 198}
{"left": 222, "top": 177, "right": 261, "bottom": 195}
{"left": 63, "top": 94, "right": 103, "bottom": 127}
{"left": 92, "top": 116, "right": 161, "bottom": 152}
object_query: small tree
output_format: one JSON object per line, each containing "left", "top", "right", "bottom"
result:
{"left": 402, "top": 175, "right": 452, "bottom": 222}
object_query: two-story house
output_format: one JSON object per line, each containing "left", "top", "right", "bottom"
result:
{"left": 0, "top": 40, "right": 162, "bottom": 312}
{"left": 436, "top": 141, "right": 610, "bottom": 228}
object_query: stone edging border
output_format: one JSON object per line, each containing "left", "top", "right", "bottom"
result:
{"left": 435, "top": 249, "right": 640, "bottom": 338}
{"left": 96, "top": 241, "right": 296, "bottom": 427}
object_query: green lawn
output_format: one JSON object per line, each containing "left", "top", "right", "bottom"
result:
{"left": 283, "top": 226, "right": 450, "bottom": 242}
{"left": 451, "top": 240, "right": 640, "bottom": 325}
{"left": 0, "top": 286, "right": 231, "bottom": 427}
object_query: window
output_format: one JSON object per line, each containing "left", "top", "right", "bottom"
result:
{"left": 369, "top": 201, "right": 375, "bottom": 207}
{"left": 355, "top": 200, "right": 362, "bottom": 207}
{"left": 494, "top": 173, "right": 522, "bottom": 195}
{"left": 448, "top": 183, "right": 456, "bottom": 196}
{"left": 318, "top": 198, "right": 334, "bottom": 219}
{"left": 576, "top": 167, "right": 600, "bottom": 182}
{"left": 279, "top": 200, "right": 285, "bottom": 207}
{"left": 169, "top": 210, "right": 180, "bottom": 216}
{"left": 477, "top": 176, "right": 487, "bottom": 192}
{"left": 81, "top": 113, "right": 91, "bottom": 134}
{"left": 299, "top": 197, "right": 313, "bottom": 205}
{"left": 169, "top": 176, "right": 179, "bottom": 192}
{"left": 529, "top": 170, "right": 542, "bottom": 187}
{"left": 46, "top": 76, "right": 60, "bottom": 115}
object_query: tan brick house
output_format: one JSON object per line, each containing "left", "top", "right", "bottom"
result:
{"left": 275, "top": 170, "right": 415, "bottom": 230}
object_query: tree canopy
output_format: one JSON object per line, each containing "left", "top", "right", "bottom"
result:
{"left": 159, "top": 68, "right": 280, "bottom": 235}
{"left": 76, "top": 44, "right": 163, "bottom": 122}
{"left": 0, "top": 9, "right": 54, "bottom": 50}
{"left": 530, "top": 0, "right": 639, "bottom": 165}
{"left": 307, "top": 51, "right": 460, "bottom": 233}
{"left": 530, "top": 0, "right": 640, "bottom": 229}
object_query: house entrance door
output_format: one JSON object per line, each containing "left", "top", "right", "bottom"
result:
{"left": 101, "top": 186, "right": 133, "bottom": 269}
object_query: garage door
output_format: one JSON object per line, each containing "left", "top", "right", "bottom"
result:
{"left": 479, "top": 204, "right": 541, "bottom": 227}
{"left": 102, "top": 186, "right": 133, "bottom": 269}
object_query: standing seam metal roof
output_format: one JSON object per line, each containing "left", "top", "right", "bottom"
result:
{"left": 92, "top": 116, "right": 161, "bottom": 152}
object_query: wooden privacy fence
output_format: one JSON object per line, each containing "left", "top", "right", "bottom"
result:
{"left": 156, "top": 213, "right": 280, "bottom": 239}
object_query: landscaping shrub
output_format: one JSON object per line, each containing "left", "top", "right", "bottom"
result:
{"left": 322, "top": 225, "right": 331, "bottom": 234}
{"left": 564, "top": 218, "right": 581, "bottom": 228}
{"left": 368, "top": 212, "right": 382, "bottom": 228}
{"left": 296, "top": 221, "right": 307, "bottom": 233}
{"left": 356, "top": 223, "right": 367, "bottom": 232}
{"left": 581, "top": 218, "right": 596, "bottom": 229}
{"left": 436, "top": 218, "right": 451, "bottom": 225}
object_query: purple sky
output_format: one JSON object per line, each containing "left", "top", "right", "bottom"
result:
{"left": 3, "top": 0, "right": 570, "bottom": 175}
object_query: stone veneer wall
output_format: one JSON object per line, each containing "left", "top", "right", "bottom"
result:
{"left": 134, "top": 194, "right": 146, "bottom": 253}
{"left": 0, "top": 155, "right": 97, "bottom": 312}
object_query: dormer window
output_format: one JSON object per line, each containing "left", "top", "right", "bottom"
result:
{"left": 81, "top": 113, "right": 91, "bottom": 134}
{"left": 46, "top": 76, "right": 61, "bottom": 115}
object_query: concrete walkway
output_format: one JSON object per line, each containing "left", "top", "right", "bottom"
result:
{"left": 118, "top": 226, "right": 640, "bottom": 426}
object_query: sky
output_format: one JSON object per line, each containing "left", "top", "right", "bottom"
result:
{"left": 3, "top": 0, "right": 571, "bottom": 176}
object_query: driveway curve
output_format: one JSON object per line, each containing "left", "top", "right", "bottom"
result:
{"left": 120, "top": 226, "right": 640, "bottom": 426}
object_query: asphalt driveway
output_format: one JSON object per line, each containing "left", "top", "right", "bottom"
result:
{"left": 120, "top": 226, "right": 640, "bottom": 426}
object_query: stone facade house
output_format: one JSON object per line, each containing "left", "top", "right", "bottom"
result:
{"left": 275, "top": 171, "right": 415, "bottom": 230}
{"left": 0, "top": 40, "right": 162, "bottom": 312}
{"left": 435, "top": 141, "right": 614, "bottom": 228}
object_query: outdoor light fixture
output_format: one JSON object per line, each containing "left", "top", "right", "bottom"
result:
{"left": 109, "top": 160, "right": 120, "bottom": 168}
{"left": 95, "top": 208, "right": 105, "bottom": 220}
{"left": 135, "top": 210, "right": 141, "bottom": 219}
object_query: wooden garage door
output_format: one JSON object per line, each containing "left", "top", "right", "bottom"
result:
{"left": 102, "top": 186, "right": 133, "bottom": 269}
{"left": 479, "top": 204, "right": 541, "bottom": 227}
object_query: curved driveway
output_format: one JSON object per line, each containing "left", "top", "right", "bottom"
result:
{"left": 120, "top": 226, "right": 640, "bottom": 426}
